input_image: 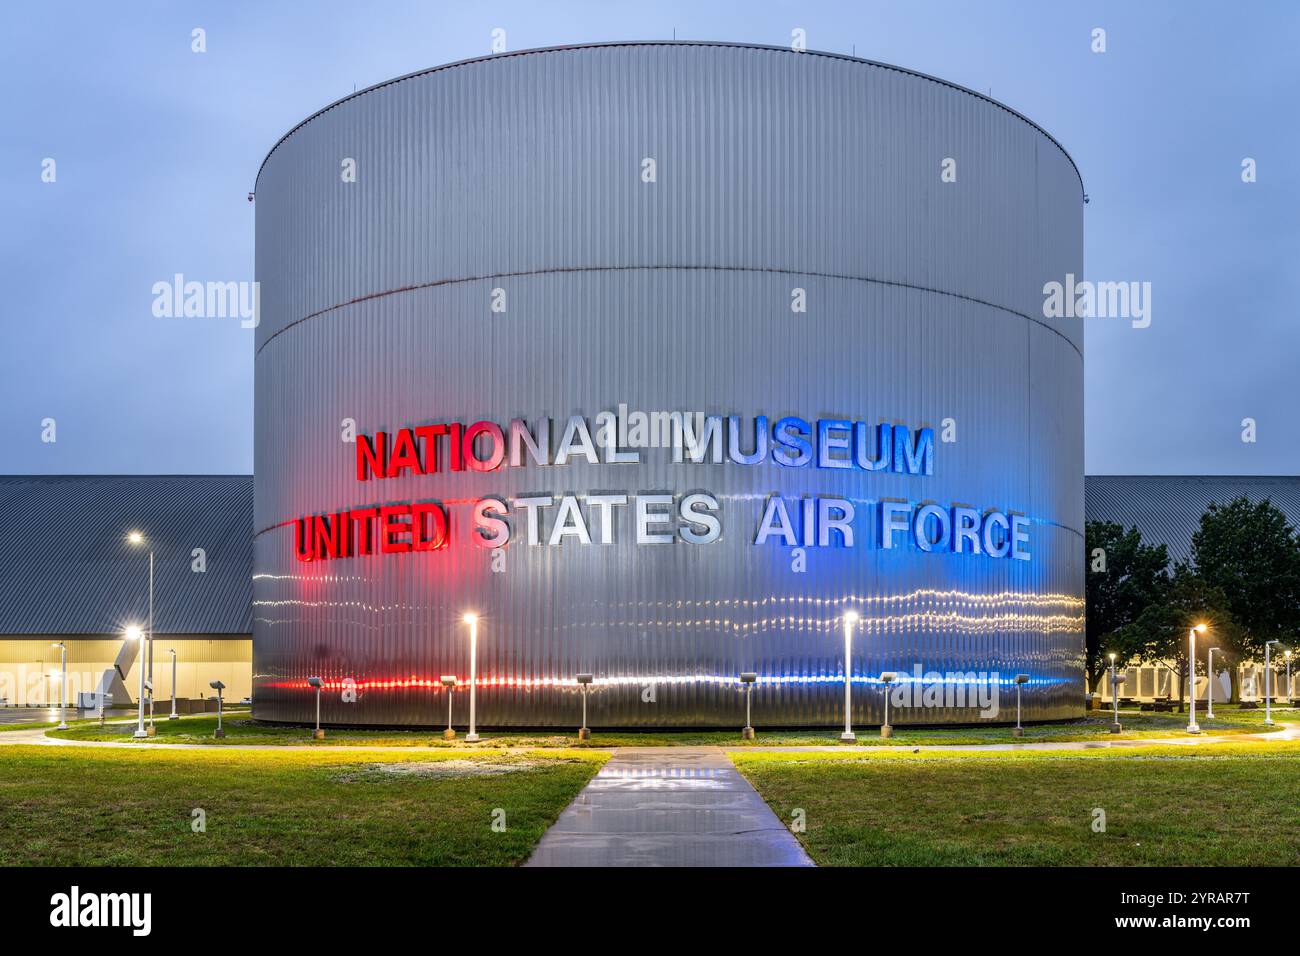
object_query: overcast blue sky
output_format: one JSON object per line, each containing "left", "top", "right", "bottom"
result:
{"left": 2, "top": 0, "right": 1296, "bottom": 475}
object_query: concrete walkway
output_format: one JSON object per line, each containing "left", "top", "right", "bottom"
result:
{"left": 524, "top": 747, "right": 814, "bottom": 867}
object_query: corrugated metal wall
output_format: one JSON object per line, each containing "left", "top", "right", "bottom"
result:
{"left": 253, "top": 42, "right": 1084, "bottom": 727}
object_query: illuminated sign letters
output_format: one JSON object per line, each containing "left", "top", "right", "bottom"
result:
{"left": 292, "top": 412, "right": 1029, "bottom": 563}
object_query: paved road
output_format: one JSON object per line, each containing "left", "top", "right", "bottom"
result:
{"left": 524, "top": 747, "right": 814, "bottom": 867}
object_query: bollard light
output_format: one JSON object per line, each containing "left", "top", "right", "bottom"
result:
{"left": 740, "top": 672, "right": 757, "bottom": 740}
{"left": 1109, "top": 653, "right": 1125, "bottom": 733}
{"left": 1264, "top": 640, "right": 1280, "bottom": 725}
{"left": 210, "top": 680, "right": 226, "bottom": 738}
{"left": 1012, "top": 674, "right": 1030, "bottom": 737}
{"left": 440, "top": 676, "right": 458, "bottom": 739}
{"left": 307, "top": 676, "right": 324, "bottom": 739}
{"left": 52, "top": 642, "right": 68, "bottom": 729}
{"left": 879, "top": 671, "right": 897, "bottom": 738}
{"left": 576, "top": 673, "right": 594, "bottom": 741}
{"left": 126, "top": 626, "right": 148, "bottom": 739}
{"left": 841, "top": 611, "right": 859, "bottom": 742}
{"left": 1187, "top": 624, "right": 1207, "bottom": 734}
{"left": 463, "top": 614, "right": 481, "bottom": 742}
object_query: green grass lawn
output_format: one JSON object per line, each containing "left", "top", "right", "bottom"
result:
{"left": 44, "top": 705, "right": 1288, "bottom": 748}
{"left": 732, "top": 741, "right": 1300, "bottom": 866}
{"left": 0, "top": 745, "right": 606, "bottom": 866}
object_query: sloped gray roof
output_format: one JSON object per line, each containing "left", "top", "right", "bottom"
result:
{"left": 1085, "top": 475, "right": 1300, "bottom": 566}
{"left": 0, "top": 475, "right": 252, "bottom": 635}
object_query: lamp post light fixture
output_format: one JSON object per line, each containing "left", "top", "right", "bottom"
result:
{"left": 168, "top": 648, "right": 178, "bottom": 719}
{"left": 440, "top": 676, "right": 458, "bottom": 739}
{"left": 840, "top": 610, "right": 859, "bottom": 742}
{"left": 740, "top": 672, "right": 757, "bottom": 740}
{"left": 463, "top": 613, "right": 480, "bottom": 742}
{"left": 1187, "top": 623, "right": 1207, "bottom": 734}
{"left": 879, "top": 672, "right": 897, "bottom": 738}
{"left": 576, "top": 673, "right": 594, "bottom": 741}
{"left": 127, "top": 531, "right": 155, "bottom": 730}
{"left": 1206, "top": 646, "right": 1217, "bottom": 720}
{"left": 1108, "top": 653, "right": 1124, "bottom": 734}
{"left": 1264, "top": 640, "right": 1279, "bottom": 725}
{"left": 1013, "top": 674, "right": 1030, "bottom": 737}
{"left": 52, "top": 642, "right": 68, "bottom": 729}
{"left": 307, "top": 676, "right": 324, "bottom": 739}
{"left": 209, "top": 680, "right": 226, "bottom": 738}
{"left": 126, "top": 626, "right": 148, "bottom": 739}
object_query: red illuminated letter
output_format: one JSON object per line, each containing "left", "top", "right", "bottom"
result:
{"left": 464, "top": 421, "right": 505, "bottom": 472}
{"left": 413, "top": 502, "right": 450, "bottom": 551}
{"left": 380, "top": 505, "right": 413, "bottom": 553}
{"left": 357, "top": 431, "right": 388, "bottom": 481}
{"left": 388, "top": 428, "right": 423, "bottom": 478}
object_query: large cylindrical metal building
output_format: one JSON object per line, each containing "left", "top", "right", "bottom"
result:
{"left": 252, "top": 41, "right": 1084, "bottom": 728}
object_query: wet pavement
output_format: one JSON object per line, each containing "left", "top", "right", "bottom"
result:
{"left": 524, "top": 747, "right": 814, "bottom": 867}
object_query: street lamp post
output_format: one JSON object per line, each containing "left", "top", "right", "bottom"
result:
{"left": 440, "top": 676, "right": 457, "bottom": 739}
{"left": 1187, "top": 623, "right": 1207, "bottom": 734}
{"left": 1264, "top": 640, "right": 1279, "bottom": 725}
{"left": 168, "top": 649, "right": 178, "bottom": 719}
{"left": 1013, "top": 674, "right": 1030, "bottom": 737}
{"left": 52, "top": 642, "right": 68, "bottom": 729}
{"left": 1206, "top": 646, "right": 1217, "bottom": 719}
{"left": 126, "top": 626, "right": 147, "bottom": 739}
{"left": 464, "top": 614, "right": 480, "bottom": 742}
{"left": 127, "top": 532, "right": 155, "bottom": 730}
{"left": 1109, "top": 653, "right": 1124, "bottom": 734}
{"left": 840, "top": 611, "right": 859, "bottom": 742}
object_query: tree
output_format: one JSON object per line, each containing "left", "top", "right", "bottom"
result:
{"left": 1190, "top": 497, "right": 1300, "bottom": 700}
{"left": 1084, "top": 521, "right": 1171, "bottom": 690}
{"left": 1112, "top": 566, "right": 1241, "bottom": 711}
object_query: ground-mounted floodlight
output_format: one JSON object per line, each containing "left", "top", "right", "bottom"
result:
{"left": 1108, "top": 653, "right": 1125, "bottom": 734}
{"left": 1012, "top": 674, "right": 1030, "bottom": 737}
{"left": 464, "top": 613, "right": 481, "bottom": 742}
{"left": 1264, "top": 640, "right": 1279, "bottom": 725}
{"left": 167, "top": 648, "right": 179, "bottom": 719}
{"left": 576, "top": 673, "right": 594, "bottom": 741}
{"left": 740, "top": 672, "right": 758, "bottom": 740}
{"left": 307, "top": 676, "right": 324, "bottom": 739}
{"left": 52, "top": 642, "right": 68, "bottom": 729}
{"left": 440, "top": 676, "right": 458, "bottom": 739}
{"left": 879, "top": 672, "right": 897, "bottom": 738}
{"left": 1206, "top": 646, "right": 1218, "bottom": 719}
{"left": 210, "top": 680, "right": 226, "bottom": 738}
{"left": 841, "top": 611, "right": 859, "bottom": 742}
{"left": 1186, "top": 624, "right": 1208, "bottom": 733}
{"left": 125, "top": 626, "right": 148, "bottom": 739}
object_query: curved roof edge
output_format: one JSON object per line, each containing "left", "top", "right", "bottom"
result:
{"left": 253, "top": 39, "right": 1083, "bottom": 193}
